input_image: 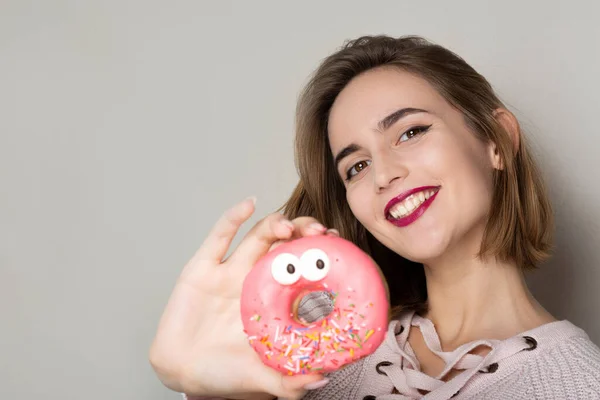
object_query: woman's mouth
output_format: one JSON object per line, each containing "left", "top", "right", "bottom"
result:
{"left": 385, "top": 186, "right": 440, "bottom": 227}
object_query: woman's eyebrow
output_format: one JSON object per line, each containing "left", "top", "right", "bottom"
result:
{"left": 378, "top": 107, "right": 430, "bottom": 131}
{"left": 334, "top": 143, "right": 361, "bottom": 171}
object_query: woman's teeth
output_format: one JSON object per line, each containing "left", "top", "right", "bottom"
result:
{"left": 388, "top": 189, "right": 436, "bottom": 219}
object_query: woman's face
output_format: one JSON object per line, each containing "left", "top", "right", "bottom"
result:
{"left": 328, "top": 67, "right": 499, "bottom": 264}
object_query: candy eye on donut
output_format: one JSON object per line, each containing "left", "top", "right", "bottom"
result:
{"left": 270, "top": 253, "right": 302, "bottom": 285}
{"left": 299, "top": 248, "right": 330, "bottom": 282}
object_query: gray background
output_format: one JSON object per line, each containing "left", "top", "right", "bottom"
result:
{"left": 1, "top": 1, "right": 598, "bottom": 399}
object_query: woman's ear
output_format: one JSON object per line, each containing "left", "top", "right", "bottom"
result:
{"left": 489, "top": 108, "right": 521, "bottom": 170}
{"left": 488, "top": 140, "right": 503, "bottom": 170}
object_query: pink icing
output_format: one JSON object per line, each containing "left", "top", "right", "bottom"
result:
{"left": 240, "top": 235, "right": 389, "bottom": 375}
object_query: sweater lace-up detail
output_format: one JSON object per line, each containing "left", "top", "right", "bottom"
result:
{"left": 366, "top": 312, "right": 537, "bottom": 399}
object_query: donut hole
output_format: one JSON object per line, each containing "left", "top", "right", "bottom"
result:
{"left": 294, "top": 290, "right": 335, "bottom": 325}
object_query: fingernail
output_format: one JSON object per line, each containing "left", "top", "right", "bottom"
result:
{"left": 326, "top": 228, "right": 339, "bottom": 237}
{"left": 304, "top": 378, "right": 329, "bottom": 390}
{"left": 281, "top": 219, "right": 294, "bottom": 230}
{"left": 308, "top": 223, "right": 326, "bottom": 232}
{"left": 246, "top": 196, "right": 257, "bottom": 206}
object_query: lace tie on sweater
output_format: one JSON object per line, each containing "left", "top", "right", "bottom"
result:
{"left": 371, "top": 314, "right": 538, "bottom": 399}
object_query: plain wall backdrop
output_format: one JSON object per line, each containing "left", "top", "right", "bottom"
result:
{"left": 1, "top": 1, "right": 599, "bottom": 399}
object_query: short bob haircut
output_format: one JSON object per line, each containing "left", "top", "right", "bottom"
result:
{"left": 280, "top": 35, "right": 553, "bottom": 315}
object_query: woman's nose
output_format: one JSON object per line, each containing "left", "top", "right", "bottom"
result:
{"left": 373, "top": 154, "right": 407, "bottom": 192}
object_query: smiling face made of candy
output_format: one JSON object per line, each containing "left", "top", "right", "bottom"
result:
{"left": 240, "top": 235, "right": 390, "bottom": 375}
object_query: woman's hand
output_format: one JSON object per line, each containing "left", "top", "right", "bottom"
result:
{"left": 149, "top": 197, "right": 334, "bottom": 400}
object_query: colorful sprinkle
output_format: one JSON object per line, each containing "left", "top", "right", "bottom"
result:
{"left": 247, "top": 301, "right": 380, "bottom": 375}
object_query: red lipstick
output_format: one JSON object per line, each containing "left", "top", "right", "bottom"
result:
{"left": 384, "top": 186, "right": 440, "bottom": 227}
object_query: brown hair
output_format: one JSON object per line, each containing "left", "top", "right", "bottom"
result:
{"left": 279, "top": 35, "right": 554, "bottom": 315}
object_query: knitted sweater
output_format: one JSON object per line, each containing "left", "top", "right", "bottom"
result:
{"left": 302, "top": 311, "right": 600, "bottom": 399}
{"left": 184, "top": 311, "right": 600, "bottom": 399}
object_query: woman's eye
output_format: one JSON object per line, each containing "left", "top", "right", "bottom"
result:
{"left": 345, "top": 160, "right": 371, "bottom": 181}
{"left": 397, "top": 125, "right": 432, "bottom": 143}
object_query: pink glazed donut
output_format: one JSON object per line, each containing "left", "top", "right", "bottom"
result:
{"left": 240, "top": 235, "right": 389, "bottom": 375}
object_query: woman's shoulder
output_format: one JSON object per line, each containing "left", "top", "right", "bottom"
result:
{"left": 533, "top": 321, "right": 600, "bottom": 372}
{"left": 477, "top": 320, "right": 600, "bottom": 398}
{"left": 505, "top": 318, "right": 600, "bottom": 371}
{"left": 527, "top": 318, "right": 600, "bottom": 355}
{"left": 475, "top": 330, "right": 600, "bottom": 399}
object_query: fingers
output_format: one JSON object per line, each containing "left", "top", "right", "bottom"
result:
{"left": 221, "top": 204, "right": 342, "bottom": 271}
{"left": 288, "top": 216, "right": 327, "bottom": 239}
{"left": 258, "top": 370, "right": 328, "bottom": 400}
{"left": 325, "top": 228, "right": 340, "bottom": 237}
{"left": 228, "top": 213, "right": 295, "bottom": 266}
{"left": 231, "top": 212, "right": 343, "bottom": 266}
{"left": 194, "top": 196, "right": 257, "bottom": 263}
{"left": 287, "top": 217, "right": 340, "bottom": 239}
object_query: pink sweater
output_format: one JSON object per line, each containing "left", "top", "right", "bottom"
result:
{"left": 185, "top": 311, "right": 600, "bottom": 399}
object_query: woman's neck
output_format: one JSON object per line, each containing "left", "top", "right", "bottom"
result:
{"left": 420, "top": 255, "right": 556, "bottom": 351}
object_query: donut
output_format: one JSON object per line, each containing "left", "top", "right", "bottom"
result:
{"left": 240, "top": 235, "right": 389, "bottom": 375}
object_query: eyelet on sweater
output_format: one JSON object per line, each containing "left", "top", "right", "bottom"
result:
{"left": 523, "top": 336, "right": 538, "bottom": 351}
{"left": 375, "top": 361, "right": 393, "bottom": 375}
{"left": 395, "top": 325, "right": 404, "bottom": 336}
{"left": 363, "top": 396, "right": 377, "bottom": 400}
{"left": 480, "top": 362, "right": 499, "bottom": 373}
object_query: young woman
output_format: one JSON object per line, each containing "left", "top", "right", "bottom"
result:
{"left": 150, "top": 35, "right": 600, "bottom": 399}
